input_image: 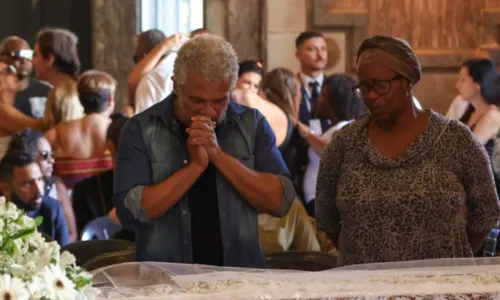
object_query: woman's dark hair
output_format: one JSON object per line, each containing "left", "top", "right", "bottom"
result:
{"left": 462, "top": 59, "right": 498, "bottom": 105}
{"left": 260, "top": 68, "right": 299, "bottom": 117}
{"left": 323, "top": 74, "right": 367, "bottom": 121}
{"left": 36, "top": 27, "right": 80, "bottom": 78}
{"left": 238, "top": 60, "right": 263, "bottom": 77}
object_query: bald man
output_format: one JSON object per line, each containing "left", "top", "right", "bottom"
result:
{"left": 0, "top": 36, "right": 51, "bottom": 118}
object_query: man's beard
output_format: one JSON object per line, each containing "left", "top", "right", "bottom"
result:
{"left": 11, "top": 192, "right": 42, "bottom": 212}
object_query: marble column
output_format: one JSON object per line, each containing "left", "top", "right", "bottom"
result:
{"left": 91, "top": 0, "right": 138, "bottom": 110}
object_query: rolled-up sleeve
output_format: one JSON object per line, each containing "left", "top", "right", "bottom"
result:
{"left": 253, "top": 113, "right": 295, "bottom": 217}
{"left": 113, "top": 118, "right": 153, "bottom": 230}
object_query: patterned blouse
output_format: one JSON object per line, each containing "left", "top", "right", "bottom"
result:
{"left": 316, "top": 111, "right": 500, "bottom": 266}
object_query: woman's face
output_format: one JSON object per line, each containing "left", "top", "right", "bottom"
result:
{"left": 456, "top": 66, "right": 479, "bottom": 102}
{"left": 236, "top": 72, "right": 262, "bottom": 94}
{"left": 36, "top": 137, "right": 55, "bottom": 178}
{"left": 356, "top": 61, "right": 409, "bottom": 122}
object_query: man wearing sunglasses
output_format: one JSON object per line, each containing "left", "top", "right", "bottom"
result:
{"left": 0, "top": 36, "right": 51, "bottom": 119}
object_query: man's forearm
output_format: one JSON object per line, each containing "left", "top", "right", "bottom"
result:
{"left": 142, "top": 164, "right": 204, "bottom": 219}
{"left": 128, "top": 42, "right": 172, "bottom": 88}
{"left": 211, "top": 151, "right": 284, "bottom": 215}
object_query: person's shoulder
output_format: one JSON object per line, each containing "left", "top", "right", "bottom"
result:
{"left": 334, "top": 114, "right": 370, "bottom": 140}
{"left": 29, "top": 78, "right": 52, "bottom": 92}
{"left": 41, "top": 195, "right": 62, "bottom": 212}
{"left": 484, "top": 106, "right": 500, "bottom": 123}
{"left": 433, "top": 111, "right": 479, "bottom": 146}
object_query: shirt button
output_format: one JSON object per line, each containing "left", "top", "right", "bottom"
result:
{"left": 182, "top": 210, "right": 188, "bottom": 215}
{"left": 183, "top": 159, "right": 188, "bottom": 165}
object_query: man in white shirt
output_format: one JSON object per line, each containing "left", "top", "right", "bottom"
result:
{"left": 295, "top": 31, "right": 330, "bottom": 134}
{"left": 446, "top": 43, "right": 500, "bottom": 120}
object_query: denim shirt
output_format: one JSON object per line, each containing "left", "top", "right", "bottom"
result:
{"left": 113, "top": 94, "right": 295, "bottom": 268}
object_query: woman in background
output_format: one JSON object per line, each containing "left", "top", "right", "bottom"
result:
{"left": 455, "top": 59, "right": 500, "bottom": 156}
{"left": 235, "top": 60, "right": 264, "bottom": 95}
{"left": 45, "top": 70, "right": 115, "bottom": 189}
{"left": 297, "top": 74, "right": 366, "bottom": 216}
{"left": 259, "top": 67, "right": 302, "bottom": 177}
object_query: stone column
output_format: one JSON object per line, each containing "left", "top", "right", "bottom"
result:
{"left": 91, "top": 0, "right": 138, "bottom": 110}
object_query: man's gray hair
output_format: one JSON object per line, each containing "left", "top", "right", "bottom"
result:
{"left": 173, "top": 34, "right": 239, "bottom": 88}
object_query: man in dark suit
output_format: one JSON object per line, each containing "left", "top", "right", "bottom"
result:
{"left": 295, "top": 31, "right": 331, "bottom": 133}
{"left": 0, "top": 150, "right": 70, "bottom": 246}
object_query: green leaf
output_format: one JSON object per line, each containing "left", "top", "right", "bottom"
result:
{"left": 4, "top": 241, "right": 14, "bottom": 256}
{"left": 72, "top": 276, "right": 92, "bottom": 290}
{"left": 7, "top": 227, "right": 35, "bottom": 240}
{"left": 34, "top": 216, "right": 43, "bottom": 227}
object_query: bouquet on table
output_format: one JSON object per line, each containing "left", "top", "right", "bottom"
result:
{"left": 0, "top": 196, "right": 97, "bottom": 300}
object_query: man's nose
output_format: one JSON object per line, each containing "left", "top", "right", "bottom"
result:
{"left": 200, "top": 103, "right": 217, "bottom": 117}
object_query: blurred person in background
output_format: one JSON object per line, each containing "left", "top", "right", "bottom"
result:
{"left": 0, "top": 36, "right": 51, "bottom": 118}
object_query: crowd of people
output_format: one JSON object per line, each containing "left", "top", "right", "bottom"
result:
{"left": 0, "top": 25, "right": 498, "bottom": 268}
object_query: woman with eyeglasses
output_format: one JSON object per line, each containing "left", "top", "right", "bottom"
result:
{"left": 315, "top": 35, "right": 500, "bottom": 266}
{"left": 7, "top": 129, "right": 77, "bottom": 242}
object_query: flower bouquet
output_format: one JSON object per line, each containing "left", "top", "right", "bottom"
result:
{"left": 0, "top": 196, "right": 96, "bottom": 300}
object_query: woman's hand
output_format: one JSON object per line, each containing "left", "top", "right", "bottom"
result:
{"left": 296, "top": 121, "right": 311, "bottom": 138}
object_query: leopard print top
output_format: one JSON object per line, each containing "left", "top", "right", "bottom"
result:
{"left": 316, "top": 111, "right": 500, "bottom": 266}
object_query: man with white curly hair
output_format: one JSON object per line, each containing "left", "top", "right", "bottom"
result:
{"left": 113, "top": 34, "right": 295, "bottom": 267}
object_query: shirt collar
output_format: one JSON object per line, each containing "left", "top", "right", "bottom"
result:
{"left": 299, "top": 72, "right": 324, "bottom": 87}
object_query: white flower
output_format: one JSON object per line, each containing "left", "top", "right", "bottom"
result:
{"left": 60, "top": 252, "right": 76, "bottom": 269}
{"left": 0, "top": 274, "right": 30, "bottom": 300}
{"left": 0, "top": 196, "right": 6, "bottom": 206}
{"left": 28, "top": 232, "right": 47, "bottom": 249}
{"left": 27, "top": 276, "right": 43, "bottom": 299}
{"left": 40, "top": 265, "right": 76, "bottom": 300}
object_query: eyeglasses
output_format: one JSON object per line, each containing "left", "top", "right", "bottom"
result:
{"left": 353, "top": 75, "right": 402, "bottom": 99}
{"left": 39, "top": 151, "right": 55, "bottom": 161}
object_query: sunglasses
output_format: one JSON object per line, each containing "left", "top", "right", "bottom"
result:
{"left": 39, "top": 151, "right": 55, "bottom": 161}
{"left": 0, "top": 65, "right": 17, "bottom": 76}
{"left": 9, "top": 50, "right": 33, "bottom": 61}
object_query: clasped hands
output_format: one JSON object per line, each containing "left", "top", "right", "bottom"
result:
{"left": 186, "top": 115, "right": 220, "bottom": 169}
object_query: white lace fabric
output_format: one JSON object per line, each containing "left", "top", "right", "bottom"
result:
{"left": 92, "top": 257, "right": 500, "bottom": 299}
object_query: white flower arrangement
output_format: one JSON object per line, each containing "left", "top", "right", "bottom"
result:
{"left": 0, "top": 196, "right": 96, "bottom": 300}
